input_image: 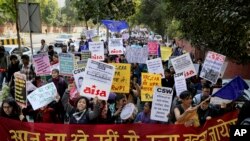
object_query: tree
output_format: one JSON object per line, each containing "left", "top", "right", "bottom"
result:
{"left": 168, "top": 0, "right": 250, "bottom": 64}
{"left": 0, "top": 0, "right": 16, "bottom": 24}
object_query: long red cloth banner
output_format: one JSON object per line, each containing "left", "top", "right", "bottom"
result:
{"left": 0, "top": 111, "right": 238, "bottom": 141}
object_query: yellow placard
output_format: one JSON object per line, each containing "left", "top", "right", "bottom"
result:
{"left": 111, "top": 63, "right": 131, "bottom": 93}
{"left": 141, "top": 73, "right": 161, "bottom": 101}
{"left": 160, "top": 46, "right": 172, "bottom": 61}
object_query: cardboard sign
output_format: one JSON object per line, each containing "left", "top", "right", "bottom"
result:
{"left": 111, "top": 63, "right": 131, "bottom": 93}
{"left": 200, "top": 51, "right": 226, "bottom": 84}
{"left": 80, "top": 59, "right": 115, "bottom": 100}
{"left": 160, "top": 46, "right": 172, "bottom": 61}
{"left": 59, "top": 53, "right": 74, "bottom": 76}
{"left": 89, "top": 42, "right": 105, "bottom": 61}
{"left": 27, "top": 83, "right": 57, "bottom": 110}
{"left": 171, "top": 53, "right": 197, "bottom": 78}
{"left": 151, "top": 86, "right": 173, "bottom": 122}
{"left": 109, "top": 38, "right": 124, "bottom": 55}
{"left": 125, "top": 46, "right": 148, "bottom": 64}
{"left": 73, "top": 67, "right": 85, "bottom": 92}
{"left": 146, "top": 58, "right": 165, "bottom": 78}
{"left": 141, "top": 73, "right": 161, "bottom": 101}
{"left": 14, "top": 72, "right": 27, "bottom": 108}
{"left": 33, "top": 53, "right": 51, "bottom": 75}
{"left": 174, "top": 72, "right": 188, "bottom": 97}
{"left": 148, "top": 41, "right": 158, "bottom": 55}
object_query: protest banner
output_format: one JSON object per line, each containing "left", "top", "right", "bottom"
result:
{"left": 89, "top": 42, "right": 105, "bottom": 61}
{"left": 200, "top": 51, "right": 226, "bottom": 84}
{"left": 174, "top": 72, "right": 188, "bottom": 97}
{"left": 85, "top": 29, "right": 96, "bottom": 38}
{"left": 76, "top": 60, "right": 87, "bottom": 69}
{"left": 59, "top": 53, "right": 74, "bottom": 76}
{"left": 151, "top": 86, "right": 173, "bottom": 122}
{"left": 33, "top": 53, "right": 51, "bottom": 75}
{"left": 111, "top": 63, "right": 131, "bottom": 93}
{"left": 80, "top": 59, "right": 115, "bottom": 100}
{"left": 27, "top": 83, "right": 57, "bottom": 110}
{"left": 146, "top": 58, "right": 165, "bottom": 78}
{"left": 14, "top": 72, "right": 27, "bottom": 108}
{"left": 0, "top": 111, "right": 238, "bottom": 141}
{"left": 73, "top": 51, "right": 90, "bottom": 69}
{"left": 141, "top": 73, "right": 161, "bottom": 101}
{"left": 148, "top": 41, "right": 158, "bottom": 55}
{"left": 160, "top": 46, "right": 172, "bottom": 61}
{"left": 73, "top": 67, "right": 85, "bottom": 92}
{"left": 220, "top": 61, "right": 228, "bottom": 77}
{"left": 80, "top": 51, "right": 91, "bottom": 60}
{"left": 108, "top": 38, "right": 124, "bottom": 55}
{"left": 193, "top": 63, "right": 200, "bottom": 74}
{"left": 125, "top": 46, "right": 148, "bottom": 64}
{"left": 171, "top": 53, "right": 197, "bottom": 78}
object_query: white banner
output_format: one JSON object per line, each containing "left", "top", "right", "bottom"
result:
{"left": 200, "top": 51, "right": 226, "bottom": 84}
{"left": 125, "top": 46, "right": 148, "bottom": 64}
{"left": 174, "top": 72, "right": 187, "bottom": 97}
{"left": 151, "top": 86, "right": 173, "bottom": 122}
{"left": 73, "top": 67, "right": 85, "bottom": 92}
{"left": 170, "top": 53, "right": 197, "bottom": 78}
{"left": 146, "top": 58, "right": 165, "bottom": 78}
{"left": 108, "top": 38, "right": 124, "bottom": 55}
{"left": 89, "top": 42, "right": 105, "bottom": 61}
{"left": 80, "top": 59, "right": 115, "bottom": 100}
{"left": 27, "top": 83, "right": 57, "bottom": 110}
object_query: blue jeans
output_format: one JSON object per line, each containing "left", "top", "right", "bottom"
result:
{"left": 0, "top": 72, "right": 6, "bottom": 90}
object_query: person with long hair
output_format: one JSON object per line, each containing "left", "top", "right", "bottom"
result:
{"left": 0, "top": 97, "right": 25, "bottom": 121}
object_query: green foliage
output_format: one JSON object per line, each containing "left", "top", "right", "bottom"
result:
{"left": 0, "top": 0, "right": 17, "bottom": 24}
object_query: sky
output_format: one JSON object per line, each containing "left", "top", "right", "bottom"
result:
{"left": 57, "top": 0, "right": 65, "bottom": 8}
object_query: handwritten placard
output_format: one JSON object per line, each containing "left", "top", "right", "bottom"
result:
{"left": 146, "top": 58, "right": 165, "bottom": 78}
{"left": 141, "top": 73, "right": 161, "bottom": 101}
{"left": 33, "top": 53, "right": 51, "bottom": 75}
{"left": 89, "top": 42, "right": 105, "bottom": 61}
{"left": 151, "top": 86, "right": 173, "bottom": 122}
{"left": 125, "top": 46, "right": 148, "bottom": 64}
{"left": 59, "top": 53, "right": 74, "bottom": 76}
{"left": 111, "top": 63, "right": 131, "bottom": 93}
{"left": 174, "top": 72, "right": 187, "bottom": 97}
{"left": 148, "top": 41, "right": 158, "bottom": 55}
{"left": 14, "top": 72, "right": 27, "bottom": 108}
{"left": 27, "top": 83, "right": 57, "bottom": 110}
{"left": 109, "top": 38, "right": 124, "bottom": 55}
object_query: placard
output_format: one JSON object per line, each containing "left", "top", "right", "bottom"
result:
{"left": 146, "top": 58, "right": 165, "bottom": 78}
{"left": 200, "top": 51, "right": 226, "bottom": 84}
{"left": 174, "top": 72, "right": 187, "bottom": 97}
{"left": 89, "top": 42, "right": 105, "bottom": 61}
{"left": 141, "top": 73, "right": 161, "bottom": 101}
{"left": 125, "top": 46, "right": 148, "bottom": 64}
{"left": 14, "top": 72, "right": 27, "bottom": 108}
{"left": 160, "top": 46, "right": 172, "bottom": 61}
{"left": 111, "top": 63, "right": 131, "bottom": 93}
{"left": 80, "top": 59, "right": 115, "bottom": 100}
{"left": 148, "top": 41, "right": 158, "bottom": 55}
{"left": 73, "top": 67, "right": 85, "bottom": 92}
{"left": 170, "top": 53, "right": 197, "bottom": 78}
{"left": 59, "top": 53, "right": 74, "bottom": 76}
{"left": 27, "top": 83, "right": 57, "bottom": 110}
{"left": 33, "top": 53, "right": 51, "bottom": 75}
{"left": 151, "top": 86, "right": 173, "bottom": 122}
{"left": 109, "top": 38, "right": 124, "bottom": 55}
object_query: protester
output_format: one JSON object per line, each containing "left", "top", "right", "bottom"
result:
{"left": 193, "top": 83, "right": 211, "bottom": 106}
{"left": 20, "top": 55, "right": 36, "bottom": 81}
{"left": 51, "top": 54, "right": 59, "bottom": 65}
{"left": 39, "top": 39, "right": 48, "bottom": 53}
{"left": 0, "top": 97, "right": 26, "bottom": 121}
{"left": 134, "top": 102, "right": 155, "bottom": 123}
{"left": 62, "top": 86, "right": 100, "bottom": 124}
{"left": 0, "top": 45, "right": 8, "bottom": 91}
{"left": 48, "top": 45, "right": 57, "bottom": 62}
{"left": 6, "top": 55, "right": 20, "bottom": 83}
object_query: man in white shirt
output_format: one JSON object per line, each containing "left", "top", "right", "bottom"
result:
{"left": 39, "top": 39, "right": 48, "bottom": 53}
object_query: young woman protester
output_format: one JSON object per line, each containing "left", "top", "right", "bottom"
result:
{"left": 0, "top": 97, "right": 26, "bottom": 121}
{"left": 62, "top": 85, "right": 100, "bottom": 124}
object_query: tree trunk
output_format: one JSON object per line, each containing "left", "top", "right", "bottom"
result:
{"left": 14, "top": 0, "right": 22, "bottom": 56}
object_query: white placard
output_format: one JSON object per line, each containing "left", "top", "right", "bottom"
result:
{"left": 109, "top": 38, "right": 124, "bottom": 55}
{"left": 89, "top": 42, "right": 105, "bottom": 61}
{"left": 193, "top": 63, "right": 200, "bottom": 74}
{"left": 174, "top": 72, "right": 188, "bottom": 97}
{"left": 125, "top": 46, "right": 148, "bottom": 64}
{"left": 85, "top": 29, "right": 96, "bottom": 38}
{"left": 170, "top": 53, "right": 197, "bottom": 78}
{"left": 120, "top": 103, "right": 135, "bottom": 120}
{"left": 73, "top": 67, "right": 85, "bottom": 92}
{"left": 146, "top": 58, "right": 165, "bottom": 78}
{"left": 79, "top": 59, "right": 115, "bottom": 100}
{"left": 200, "top": 51, "right": 226, "bottom": 84}
{"left": 150, "top": 86, "right": 173, "bottom": 122}
{"left": 27, "top": 83, "right": 57, "bottom": 110}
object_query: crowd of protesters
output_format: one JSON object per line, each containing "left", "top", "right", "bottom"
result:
{"left": 0, "top": 34, "right": 249, "bottom": 127}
